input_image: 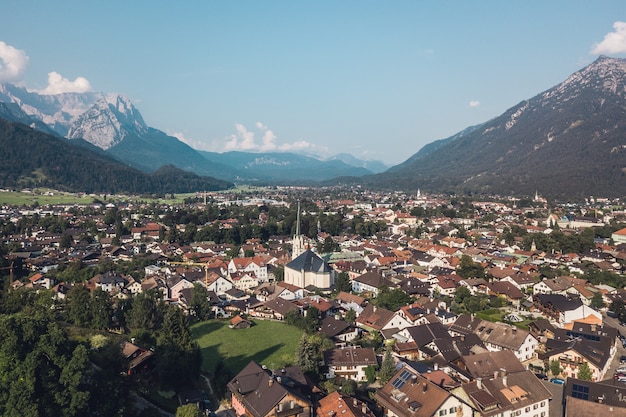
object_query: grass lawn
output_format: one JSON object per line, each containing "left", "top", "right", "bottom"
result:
{"left": 192, "top": 319, "right": 303, "bottom": 375}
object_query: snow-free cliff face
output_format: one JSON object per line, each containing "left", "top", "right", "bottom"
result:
{"left": 67, "top": 94, "right": 148, "bottom": 150}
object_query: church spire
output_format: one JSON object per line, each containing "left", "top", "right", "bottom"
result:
{"left": 296, "top": 201, "right": 301, "bottom": 236}
{"left": 292, "top": 201, "right": 305, "bottom": 259}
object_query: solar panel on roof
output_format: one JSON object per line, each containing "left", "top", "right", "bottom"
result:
{"left": 391, "top": 369, "right": 413, "bottom": 389}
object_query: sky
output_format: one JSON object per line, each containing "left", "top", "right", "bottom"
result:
{"left": 1, "top": 1, "right": 626, "bottom": 165}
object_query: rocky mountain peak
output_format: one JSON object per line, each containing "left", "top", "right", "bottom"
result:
{"left": 67, "top": 93, "right": 148, "bottom": 150}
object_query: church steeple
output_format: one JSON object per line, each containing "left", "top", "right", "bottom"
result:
{"left": 292, "top": 201, "right": 305, "bottom": 259}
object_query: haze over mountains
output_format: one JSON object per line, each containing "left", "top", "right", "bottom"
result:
{"left": 0, "top": 83, "right": 387, "bottom": 184}
{"left": 1, "top": 56, "right": 626, "bottom": 198}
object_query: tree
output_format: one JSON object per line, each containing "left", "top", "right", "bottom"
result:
{"left": 334, "top": 272, "right": 352, "bottom": 293}
{"left": 189, "top": 283, "right": 211, "bottom": 320}
{"left": 378, "top": 347, "right": 396, "bottom": 384}
{"left": 345, "top": 308, "right": 357, "bottom": 324}
{"left": 375, "top": 287, "right": 411, "bottom": 311}
{"left": 65, "top": 285, "right": 93, "bottom": 327}
{"left": 456, "top": 254, "right": 485, "bottom": 279}
{"left": 156, "top": 307, "right": 202, "bottom": 389}
{"left": 176, "top": 404, "right": 204, "bottom": 417}
{"left": 590, "top": 292, "right": 605, "bottom": 310}
{"left": 296, "top": 333, "right": 333, "bottom": 377}
{"left": 577, "top": 361, "right": 593, "bottom": 381}
{"left": 341, "top": 379, "right": 357, "bottom": 396}
{"left": 365, "top": 365, "right": 377, "bottom": 383}
{"left": 304, "top": 306, "right": 320, "bottom": 334}
{"left": 549, "top": 359, "right": 562, "bottom": 377}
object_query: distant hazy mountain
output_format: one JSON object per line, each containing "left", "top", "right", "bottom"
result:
{"left": 367, "top": 56, "right": 626, "bottom": 199}
{"left": 327, "top": 153, "right": 388, "bottom": 173}
{"left": 199, "top": 151, "right": 373, "bottom": 182}
{"left": 0, "top": 82, "right": 377, "bottom": 183}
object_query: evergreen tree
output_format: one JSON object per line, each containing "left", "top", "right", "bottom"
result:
{"left": 378, "top": 347, "right": 396, "bottom": 384}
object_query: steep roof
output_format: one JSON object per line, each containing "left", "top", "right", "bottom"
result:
{"left": 286, "top": 249, "right": 333, "bottom": 273}
{"left": 227, "top": 361, "right": 311, "bottom": 417}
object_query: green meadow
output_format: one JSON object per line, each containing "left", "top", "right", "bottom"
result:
{"left": 192, "top": 319, "right": 303, "bottom": 374}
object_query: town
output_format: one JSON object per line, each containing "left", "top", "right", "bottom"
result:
{"left": 1, "top": 187, "right": 626, "bottom": 417}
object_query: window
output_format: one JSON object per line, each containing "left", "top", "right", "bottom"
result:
{"left": 449, "top": 407, "right": 457, "bottom": 413}
{"left": 534, "top": 404, "right": 538, "bottom": 409}
{"left": 439, "top": 410, "right": 447, "bottom": 416}
{"left": 526, "top": 407, "right": 530, "bottom": 412}
{"left": 541, "top": 402, "right": 545, "bottom": 407}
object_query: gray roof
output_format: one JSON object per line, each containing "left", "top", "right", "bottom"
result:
{"left": 286, "top": 249, "right": 333, "bottom": 273}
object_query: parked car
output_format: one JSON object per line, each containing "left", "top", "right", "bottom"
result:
{"left": 535, "top": 373, "right": 548, "bottom": 380}
{"left": 549, "top": 378, "right": 565, "bottom": 385}
{"left": 620, "top": 355, "right": 626, "bottom": 364}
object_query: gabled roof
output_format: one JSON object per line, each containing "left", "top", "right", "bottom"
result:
{"left": 319, "top": 316, "right": 352, "bottom": 338}
{"left": 324, "top": 347, "right": 377, "bottom": 367}
{"left": 374, "top": 366, "right": 454, "bottom": 417}
{"left": 461, "top": 350, "right": 526, "bottom": 379}
{"left": 227, "top": 361, "right": 311, "bottom": 417}
{"left": 317, "top": 391, "right": 374, "bottom": 417}
{"left": 356, "top": 304, "right": 394, "bottom": 331}
{"left": 286, "top": 249, "right": 333, "bottom": 273}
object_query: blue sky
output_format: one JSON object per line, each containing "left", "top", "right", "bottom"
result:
{"left": 1, "top": 1, "right": 626, "bottom": 165}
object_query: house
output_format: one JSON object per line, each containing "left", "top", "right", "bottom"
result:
{"left": 229, "top": 256, "right": 269, "bottom": 282}
{"left": 249, "top": 297, "right": 299, "bottom": 320}
{"left": 230, "top": 315, "right": 253, "bottom": 329}
{"left": 227, "top": 361, "right": 313, "bottom": 417}
{"left": 318, "top": 316, "right": 359, "bottom": 345}
{"left": 538, "top": 324, "right": 616, "bottom": 382}
{"left": 351, "top": 271, "right": 395, "bottom": 296}
{"left": 449, "top": 315, "right": 538, "bottom": 362}
{"left": 90, "top": 271, "right": 127, "bottom": 293}
{"left": 452, "top": 369, "right": 551, "bottom": 417}
{"left": 562, "top": 377, "right": 626, "bottom": 416}
{"left": 374, "top": 365, "right": 476, "bottom": 417}
{"left": 230, "top": 271, "right": 260, "bottom": 291}
{"left": 533, "top": 293, "right": 602, "bottom": 325}
{"left": 356, "top": 305, "right": 394, "bottom": 333}
{"left": 324, "top": 347, "right": 377, "bottom": 382}
{"left": 28, "top": 272, "right": 54, "bottom": 289}
{"left": 120, "top": 340, "right": 155, "bottom": 376}
{"left": 204, "top": 272, "right": 234, "bottom": 295}
{"left": 317, "top": 391, "right": 375, "bottom": 417}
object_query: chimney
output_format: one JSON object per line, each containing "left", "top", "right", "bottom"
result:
{"left": 411, "top": 375, "right": 418, "bottom": 384}
{"left": 353, "top": 399, "right": 358, "bottom": 407}
{"left": 362, "top": 404, "right": 367, "bottom": 414}
{"left": 269, "top": 377, "right": 274, "bottom": 387}
{"left": 503, "top": 375, "right": 508, "bottom": 387}
{"left": 493, "top": 370, "right": 499, "bottom": 380}
{"left": 434, "top": 362, "right": 439, "bottom": 370}
{"left": 477, "top": 378, "right": 482, "bottom": 389}
{"left": 422, "top": 382, "right": 428, "bottom": 392}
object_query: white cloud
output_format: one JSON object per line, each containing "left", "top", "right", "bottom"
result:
{"left": 592, "top": 21, "right": 626, "bottom": 55}
{"left": 219, "top": 122, "right": 327, "bottom": 155}
{"left": 469, "top": 100, "right": 480, "bottom": 108}
{"left": 0, "top": 41, "right": 29, "bottom": 82}
{"left": 39, "top": 71, "right": 92, "bottom": 95}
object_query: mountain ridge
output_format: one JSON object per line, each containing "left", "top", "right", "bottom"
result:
{"left": 363, "top": 56, "right": 626, "bottom": 199}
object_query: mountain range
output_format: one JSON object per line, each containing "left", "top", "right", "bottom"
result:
{"left": 1, "top": 56, "right": 625, "bottom": 198}
{"left": 359, "top": 56, "right": 626, "bottom": 199}
{"left": 0, "top": 83, "right": 387, "bottom": 184}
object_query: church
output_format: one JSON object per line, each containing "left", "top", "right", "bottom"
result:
{"left": 283, "top": 203, "right": 336, "bottom": 291}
